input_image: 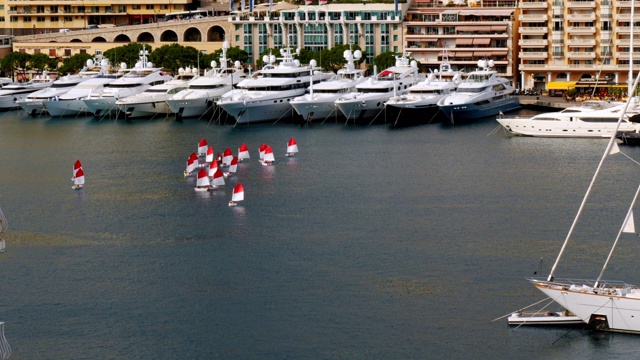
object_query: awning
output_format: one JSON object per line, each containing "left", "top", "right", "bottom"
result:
{"left": 457, "top": 9, "right": 514, "bottom": 16}
{"left": 473, "top": 38, "right": 491, "bottom": 45}
{"left": 457, "top": 26, "right": 491, "bottom": 32}
{"left": 439, "top": 51, "right": 454, "bottom": 56}
{"left": 491, "top": 25, "right": 508, "bottom": 31}
{"left": 474, "top": 51, "right": 493, "bottom": 57}
{"left": 441, "top": 10, "right": 459, "bottom": 14}
{"left": 493, "top": 50, "right": 508, "bottom": 56}
{"left": 456, "top": 38, "right": 473, "bottom": 45}
{"left": 546, "top": 81, "right": 577, "bottom": 90}
{"left": 455, "top": 51, "right": 473, "bottom": 57}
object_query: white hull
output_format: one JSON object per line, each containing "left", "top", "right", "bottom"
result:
{"left": 497, "top": 116, "right": 638, "bottom": 138}
{"left": 534, "top": 279, "right": 640, "bottom": 333}
{"left": 117, "top": 100, "right": 171, "bottom": 119}
{"left": 290, "top": 94, "right": 342, "bottom": 121}
{"left": 219, "top": 91, "right": 300, "bottom": 124}
{"left": 44, "top": 99, "right": 89, "bottom": 117}
{"left": 335, "top": 93, "right": 394, "bottom": 121}
{"left": 507, "top": 311, "right": 583, "bottom": 326}
{"left": 0, "top": 92, "right": 31, "bottom": 110}
{"left": 15, "top": 99, "right": 45, "bottom": 114}
{"left": 83, "top": 97, "right": 119, "bottom": 117}
{"left": 166, "top": 97, "right": 213, "bottom": 118}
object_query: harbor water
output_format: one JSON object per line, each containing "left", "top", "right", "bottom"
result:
{"left": 1, "top": 109, "right": 640, "bottom": 359}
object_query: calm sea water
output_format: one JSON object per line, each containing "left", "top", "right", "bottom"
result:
{"left": 1, "top": 109, "right": 640, "bottom": 359}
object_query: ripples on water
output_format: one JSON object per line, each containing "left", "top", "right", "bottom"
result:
{"left": 1, "top": 109, "right": 640, "bottom": 359}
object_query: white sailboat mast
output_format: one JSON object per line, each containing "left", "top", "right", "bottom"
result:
{"left": 547, "top": 72, "right": 640, "bottom": 282}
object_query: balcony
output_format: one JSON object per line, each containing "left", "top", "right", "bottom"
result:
{"left": 567, "top": 39, "right": 596, "bottom": 46}
{"left": 567, "top": 26, "right": 595, "bottom": 34}
{"left": 616, "top": 14, "right": 640, "bottom": 21}
{"left": 567, "top": 51, "right": 596, "bottom": 59}
{"left": 616, "top": 39, "right": 640, "bottom": 47}
{"left": 519, "top": 1, "right": 548, "bottom": 8}
{"left": 519, "top": 51, "right": 548, "bottom": 59}
{"left": 519, "top": 39, "right": 548, "bottom": 47}
{"left": 519, "top": 27, "right": 548, "bottom": 35}
{"left": 616, "top": 0, "right": 634, "bottom": 7}
{"left": 616, "top": 52, "right": 640, "bottom": 60}
{"left": 567, "top": 13, "right": 596, "bottom": 22}
{"left": 567, "top": 1, "right": 595, "bottom": 8}
{"left": 518, "top": 14, "right": 548, "bottom": 22}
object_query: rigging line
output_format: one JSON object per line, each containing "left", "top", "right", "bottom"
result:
{"left": 487, "top": 124, "right": 502, "bottom": 136}
{"left": 547, "top": 71, "right": 640, "bottom": 282}
{"left": 551, "top": 323, "right": 589, "bottom": 346}
{"left": 489, "top": 297, "right": 551, "bottom": 322}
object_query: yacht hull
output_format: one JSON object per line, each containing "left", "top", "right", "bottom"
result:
{"left": 498, "top": 117, "right": 637, "bottom": 138}
{"left": 16, "top": 100, "right": 45, "bottom": 115}
{"left": 0, "top": 93, "right": 31, "bottom": 110}
{"left": 439, "top": 97, "right": 520, "bottom": 122}
{"left": 117, "top": 101, "right": 171, "bottom": 119}
{"left": 335, "top": 95, "right": 390, "bottom": 123}
{"left": 290, "top": 95, "right": 341, "bottom": 122}
{"left": 385, "top": 103, "right": 444, "bottom": 127}
{"left": 166, "top": 98, "right": 214, "bottom": 119}
{"left": 83, "top": 97, "right": 118, "bottom": 117}
{"left": 534, "top": 280, "right": 640, "bottom": 333}
{"left": 44, "top": 99, "right": 89, "bottom": 117}
{"left": 219, "top": 97, "right": 297, "bottom": 124}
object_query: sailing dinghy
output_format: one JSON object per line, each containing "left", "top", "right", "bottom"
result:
{"left": 184, "top": 152, "right": 198, "bottom": 177}
{"left": 210, "top": 168, "right": 225, "bottom": 190}
{"left": 72, "top": 168, "right": 85, "bottom": 189}
{"left": 238, "top": 144, "right": 250, "bottom": 162}
{"left": 205, "top": 146, "right": 214, "bottom": 164}
{"left": 198, "top": 138, "right": 208, "bottom": 156}
{"left": 72, "top": 160, "right": 82, "bottom": 180}
{"left": 259, "top": 143, "right": 267, "bottom": 162}
{"left": 222, "top": 148, "right": 233, "bottom": 166}
{"left": 261, "top": 145, "right": 275, "bottom": 166}
{"left": 229, "top": 183, "right": 244, "bottom": 207}
{"left": 224, "top": 157, "right": 238, "bottom": 178}
{"left": 194, "top": 169, "right": 211, "bottom": 192}
{"left": 286, "top": 138, "right": 298, "bottom": 157}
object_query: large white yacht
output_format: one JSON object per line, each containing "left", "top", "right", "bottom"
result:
{"left": 437, "top": 59, "right": 519, "bottom": 122}
{"left": 496, "top": 100, "right": 639, "bottom": 138}
{"left": 115, "top": 67, "right": 196, "bottom": 119}
{"left": 217, "top": 46, "right": 333, "bottom": 124}
{"left": 0, "top": 74, "right": 54, "bottom": 110}
{"left": 83, "top": 47, "right": 172, "bottom": 118}
{"left": 334, "top": 52, "right": 420, "bottom": 124}
{"left": 385, "top": 54, "right": 463, "bottom": 127}
{"left": 17, "top": 59, "right": 108, "bottom": 116}
{"left": 166, "top": 41, "right": 245, "bottom": 120}
{"left": 290, "top": 48, "right": 366, "bottom": 123}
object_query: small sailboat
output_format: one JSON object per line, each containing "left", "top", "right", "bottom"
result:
{"left": 222, "top": 148, "right": 233, "bottom": 166}
{"left": 0, "top": 322, "right": 11, "bottom": 360}
{"left": 229, "top": 183, "right": 244, "bottom": 207}
{"left": 208, "top": 159, "right": 219, "bottom": 179}
{"left": 238, "top": 143, "right": 250, "bottom": 162}
{"left": 72, "top": 168, "right": 85, "bottom": 189}
{"left": 194, "top": 168, "right": 211, "bottom": 192}
{"left": 224, "top": 157, "right": 238, "bottom": 178}
{"left": 184, "top": 152, "right": 198, "bottom": 177}
{"left": 72, "top": 160, "right": 82, "bottom": 180}
{"left": 210, "top": 168, "right": 225, "bottom": 190}
{"left": 0, "top": 200, "right": 7, "bottom": 254}
{"left": 259, "top": 143, "right": 267, "bottom": 162}
{"left": 205, "top": 146, "right": 214, "bottom": 164}
{"left": 286, "top": 137, "right": 298, "bottom": 157}
{"left": 198, "top": 138, "right": 208, "bottom": 156}
{"left": 261, "top": 145, "right": 275, "bottom": 166}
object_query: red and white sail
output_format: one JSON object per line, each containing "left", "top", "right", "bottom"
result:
{"left": 263, "top": 145, "right": 275, "bottom": 163}
{"left": 185, "top": 152, "right": 198, "bottom": 174}
{"left": 231, "top": 183, "right": 244, "bottom": 202}
{"left": 222, "top": 148, "right": 233, "bottom": 166}
{"left": 205, "top": 146, "right": 214, "bottom": 163}
{"left": 211, "top": 168, "right": 225, "bottom": 188}
{"left": 209, "top": 159, "right": 219, "bottom": 178}
{"left": 198, "top": 138, "right": 208, "bottom": 155}
{"left": 286, "top": 137, "right": 298, "bottom": 156}
{"left": 73, "top": 160, "right": 82, "bottom": 178}
{"left": 73, "top": 168, "right": 85, "bottom": 188}
{"left": 195, "top": 169, "right": 210, "bottom": 191}
{"left": 259, "top": 143, "right": 267, "bottom": 161}
{"left": 228, "top": 157, "right": 238, "bottom": 174}
{"left": 238, "top": 143, "right": 250, "bottom": 161}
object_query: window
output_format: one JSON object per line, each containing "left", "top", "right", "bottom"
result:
{"left": 23, "top": 17, "right": 31, "bottom": 22}
{"left": 34, "top": 48, "right": 41, "bottom": 54}
{"left": 132, "top": 5, "right": 140, "bottom": 10}
{"left": 49, "top": 49, "right": 56, "bottom": 56}
{"left": 64, "top": 49, "right": 71, "bottom": 56}
{"left": 146, "top": 4, "right": 154, "bottom": 9}
{"left": 37, "top": 17, "right": 45, "bottom": 22}
{"left": 51, "top": 16, "right": 58, "bottom": 22}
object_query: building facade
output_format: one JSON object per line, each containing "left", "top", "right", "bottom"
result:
{"left": 518, "top": 0, "right": 640, "bottom": 92}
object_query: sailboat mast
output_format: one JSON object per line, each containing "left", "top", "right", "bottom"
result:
{"left": 630, "top": 3, "right": 635, "bottom": 98}
{"left": 547, "top": 72, "right": 640, "bottom": 282}
{"left": 594, "top": 184, "right": 640, "bottom": 288}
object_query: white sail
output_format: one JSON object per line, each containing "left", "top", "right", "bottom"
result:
{"left": 231, "top": 184, "right": 244, "bottom": 202}
{"left": 0, "top": 202, "right": 7, "bottom": 254}
{"left": 623, "top": 210, "right": 636, "bottom": 234}
{"left": 0, "top": 322, "right": 11, "bottom": 360}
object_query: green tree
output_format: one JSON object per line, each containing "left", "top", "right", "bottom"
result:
{"left": 104, "top": 43, "right": 152, "bottom": 70}
{"left": 57, "top": 53, "right": 94, "bottom": 75}
{"left": 29, "top": 53, "right": 58, "bottom": 76}
{"left": 0, "top": 51, "right": 31, "bottom": 81}
{"left": 149, "top": 43, "right": 199, "bottom": 75}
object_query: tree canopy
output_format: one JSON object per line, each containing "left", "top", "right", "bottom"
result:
{"left": 150, "top": 43, "right": 200, "bottom": 75}
{"left": 57, "top": 53, "right": 94, "bottom": 75}
{"left": 104, "top": 43, "right": 153, "bottom": 70}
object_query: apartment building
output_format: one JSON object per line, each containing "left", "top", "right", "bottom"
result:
{"left": 0, "top": 0, "right": 196, "bottom": 36}
{"left": 405, "top": 0, "right": 517, "bottom": 84}
{"left": 519, "top": 0, "right": 640, "bottom": 92}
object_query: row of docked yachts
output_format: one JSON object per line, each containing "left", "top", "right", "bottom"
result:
{"left": 0, "top": 43, "right": 522, "bottom": 126}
